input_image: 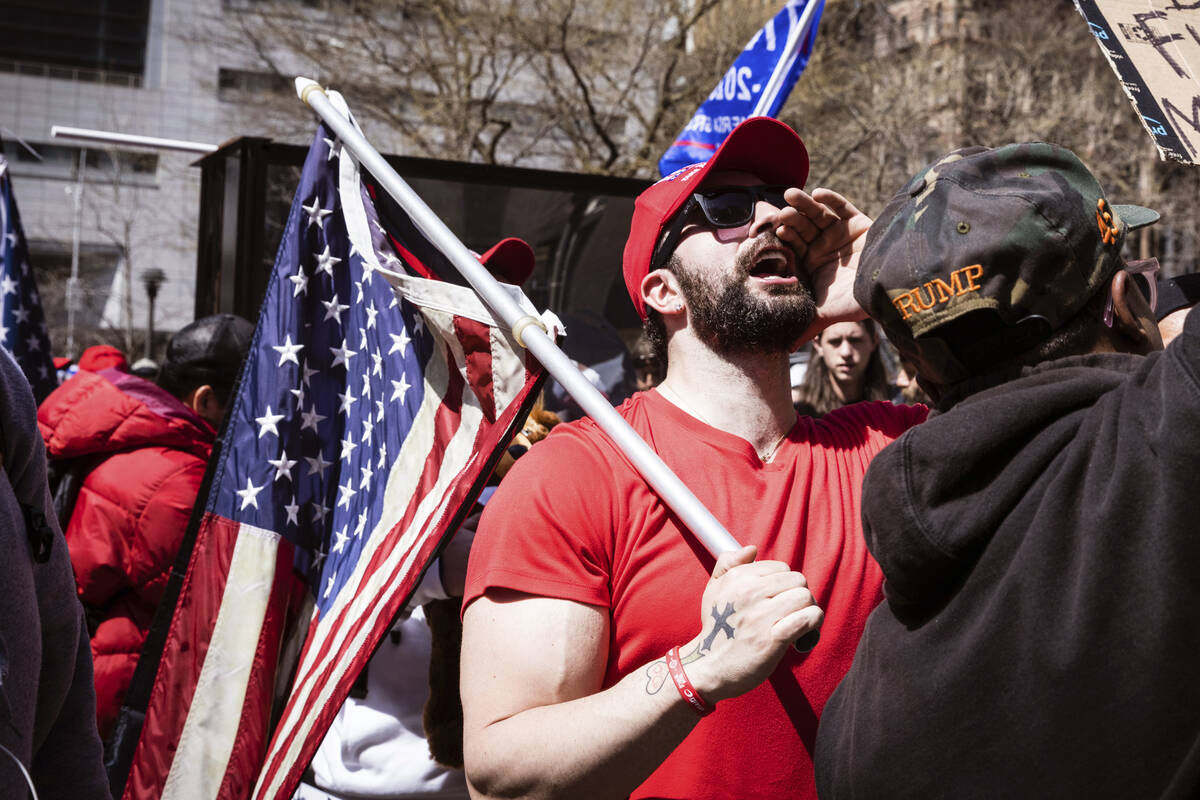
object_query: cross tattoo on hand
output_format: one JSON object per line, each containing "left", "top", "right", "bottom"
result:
{"left": 701, "top": 602, "right": 736, "bottom": 652}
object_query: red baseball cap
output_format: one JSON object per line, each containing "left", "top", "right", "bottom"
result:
{"left": 77, "top": 344, "right": 129, "bottom": 372}
{"left": 477, "top": 237, "right": 536, "bottom": 286}
{"left": 622, "top": 117, "right": 809, "bottom": 319}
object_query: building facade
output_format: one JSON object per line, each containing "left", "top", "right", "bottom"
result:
{"left": 1, "top": 0, "right": 247, "bottom": 355}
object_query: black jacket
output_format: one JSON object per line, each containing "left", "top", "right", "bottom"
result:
{"left": 815, "top": 310, "right": 1200, "bottom": 799}
{"left": 0, "top": 348, "right": 110, "bottom": 799}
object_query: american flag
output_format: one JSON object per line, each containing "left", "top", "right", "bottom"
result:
{"left": 0, "top": 153, "right": 56, "bottom": 401}
{"left": 118, "top": 118, "right": 548, "bottom": 800}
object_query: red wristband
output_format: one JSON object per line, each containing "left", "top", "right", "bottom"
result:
{"left": 666, "top": 646, "right": 713, "bottom": 717}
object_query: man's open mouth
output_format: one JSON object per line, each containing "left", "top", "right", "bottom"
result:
{"left": 749, "top": 247, "right": 796, "bottom": 281}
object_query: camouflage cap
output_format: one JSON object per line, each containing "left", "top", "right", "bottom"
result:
{"left": 854, "top": 142, "right": 1159, "bottom": 388}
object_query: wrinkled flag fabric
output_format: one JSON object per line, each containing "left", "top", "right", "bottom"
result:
{"left": 119, "top": 115, "right": 546, "bottom": 800}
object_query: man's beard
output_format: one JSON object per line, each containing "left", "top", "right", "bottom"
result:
{"left": 671, "top": 238, "right": 816, "bottom": 354}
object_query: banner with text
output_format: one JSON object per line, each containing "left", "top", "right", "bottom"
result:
{"left": 658, "top": 0, "right": 824, "bottom": 178}
{"left": 1076, "top": 0, "right": 1200, "bottom": 165}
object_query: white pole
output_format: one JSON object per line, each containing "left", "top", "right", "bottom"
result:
{"left": 296, "top": 78, "right": 820, "bottom": 651}
{"left": 299, "top": 77, "right": 742, "bottom": 553}
{"left": 66, "top": 149, "right": 87, "bottom": 359}
{"left": 50, "top": 125, "right": 217, "bottom": 154}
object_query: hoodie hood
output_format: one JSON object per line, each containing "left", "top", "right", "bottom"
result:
{"left": 39, "top": 368, "right": 215, "bottom": 462}
{"left": 861, "top": 351, "right": 1145, "bottom": 609}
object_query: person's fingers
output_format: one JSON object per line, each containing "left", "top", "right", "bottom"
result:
{"left": 808, "top": 239, "right": 860, "bottom": 274}
{"left": 755, "top": 570, "right": 809, "bottom": 598}
{"left": 774, "top": 205, "right": 823, "bottom": 244}
{"left": 771, "top": 603, "right": 824, "bottom": 643}
{"left": 810, "top": 187, "right": 867, "bottom": 221}
{"left": 783, "top": 188, "right": 841, "bottom": 230}
{"left": 758, "top": 583, "right": 816, "bottom": 627}
{"left": 774, "top": 224, "right": 812, "bottom": 260}
{"left": 716, "top": 559, "right": 793, "bottom": 586}
{"left": 710, "top": 556, "right": 796, "bottom": 594}
{"left": 775, "top": 188, "right": 873, "bottom": 274}
{"left": 710, "top": 545, "right": 757, "bottom": 579}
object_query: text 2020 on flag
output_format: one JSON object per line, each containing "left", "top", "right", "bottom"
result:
{"left": 116, "top": 110, "right": 548, "bottom": 800}
{"left": 658, "top": 0, "right": 824, "bottom": 178}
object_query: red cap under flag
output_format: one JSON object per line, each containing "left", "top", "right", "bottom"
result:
{"left": 477, "top": 237, "right": 536, "bottom": 287}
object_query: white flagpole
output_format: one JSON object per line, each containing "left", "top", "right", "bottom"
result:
{"left": 751, "top": 0, "right": 821, "bottom": 117}
{"left": 298, "top": 76, "right": 740, "bottom": 552}
{"left": 297, "top": 78, "right": 747, "bottom": 550}
{"left": 296, "top": 74, "right": 820, "bottom": 652}
{"left": 296, "top": 78, "right": 819, "bottom": 649}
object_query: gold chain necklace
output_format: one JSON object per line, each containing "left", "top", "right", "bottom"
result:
{"left": 757, "top": 430, "right": 789, "bottom": 464}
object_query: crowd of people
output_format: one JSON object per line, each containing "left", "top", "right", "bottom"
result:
{"left": 7, "top": 114, "right": 1200, "bottom": 800}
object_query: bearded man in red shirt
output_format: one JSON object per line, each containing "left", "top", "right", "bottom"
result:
{"left": 459, "top": 119, "right": 926, "bottom": 800}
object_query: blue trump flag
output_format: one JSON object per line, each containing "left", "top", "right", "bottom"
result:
{"left": 659, "top": 0, "right": 824, "bottom": 178}
{"left": 0, "top": 152, "right": 56, "bottom": 401}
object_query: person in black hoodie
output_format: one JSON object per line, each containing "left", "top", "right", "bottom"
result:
{"left": 815, "top": 143, "right": 1200, "bottom": 799}
{"left": 0, "top": 343, "right": 110, "bottom": 799}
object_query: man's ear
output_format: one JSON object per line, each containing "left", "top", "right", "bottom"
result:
{"left": 641, "top": 269, "right": 685, "bottom": 316}
{"left": 1109, "top": 270, "right": 1164, "bottom": 353}
{"left": 185, "top": 385, "right": 222, "bottom": 423}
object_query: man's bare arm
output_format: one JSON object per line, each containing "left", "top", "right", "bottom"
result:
{"left": 461, "top": 547, "right": 823, "bottom": 800}
{"left": 461, "top": 592, "right": 696, "bottom": 800}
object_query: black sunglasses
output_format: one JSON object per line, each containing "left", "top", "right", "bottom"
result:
{"left": 651, "top": 184, "right": 790, "bottom": 271}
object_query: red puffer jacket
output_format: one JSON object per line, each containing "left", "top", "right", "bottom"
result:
{"left": 38, "top": 368, "right": 215, "bottom": 739}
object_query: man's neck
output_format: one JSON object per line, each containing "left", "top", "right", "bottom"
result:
{"left": 657, "top": 336, "right": 796, "bottom": 456}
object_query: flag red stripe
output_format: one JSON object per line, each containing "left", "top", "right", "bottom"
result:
{"left": 122, "top": 514, "right": 242, "bottom": 800}
{"left": 457, "top": 318, "right": 496, "bottom": 423}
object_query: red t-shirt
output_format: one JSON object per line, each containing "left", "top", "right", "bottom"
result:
{"left": 464, "top": 389, "right": 926, "bottom": 799}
